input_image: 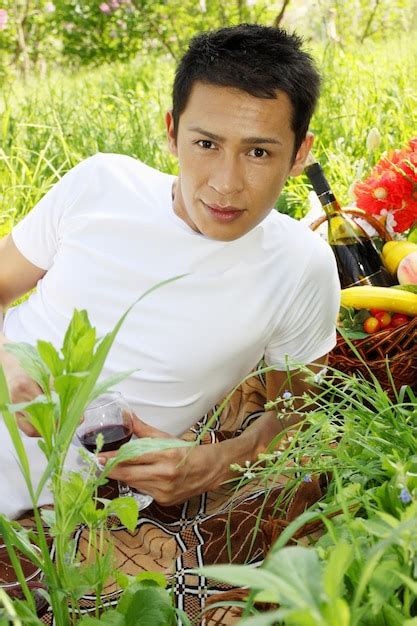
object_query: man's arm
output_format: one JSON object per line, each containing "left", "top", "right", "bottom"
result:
{"left": 102, "top": 356, "right": 328, "bottom": 506}
{"left": 0, "top": 234, "right": 46, "bottom": 434}
{"left": 232, "top": 355, "right": 328, "bottom": 458}
{"left": 0, "top": 234, "right": 46, "bottom": 309}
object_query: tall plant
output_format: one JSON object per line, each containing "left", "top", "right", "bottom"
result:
{"left": 198, "top": 369, "right": 417, "bottom": 624}
{"left": 0, "top": 277, "right": 192, "bottom": 625}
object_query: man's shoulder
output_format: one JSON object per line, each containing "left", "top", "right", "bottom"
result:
{"left": 264, "top": 210, "right": 328, "bottom": 252}
{"left": 66, "top": 153, "right": 172, "bottom": 205}
{"left": 263, "top": 210, "right": 337, "bottom": 279}
{"left": 80, "top": 152, "right": 165, "bottom": 180}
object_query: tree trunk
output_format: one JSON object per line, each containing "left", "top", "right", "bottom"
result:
{"left": 273, "top": 0, "right": 292, "bottom": 28}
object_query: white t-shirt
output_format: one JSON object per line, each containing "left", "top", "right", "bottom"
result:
{"left": 5, "top": 153, "right": 340, "bottom": 436}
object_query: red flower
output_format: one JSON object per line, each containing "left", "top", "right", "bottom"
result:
{"left": 408, "top": 137, "right": 417, "bottom": 152}
{"left": 354, "top": 137, "right": 417, "bottom": 233}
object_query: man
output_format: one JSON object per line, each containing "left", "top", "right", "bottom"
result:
{"left": 0, "top": 24, "right": 339, "bottom": 514}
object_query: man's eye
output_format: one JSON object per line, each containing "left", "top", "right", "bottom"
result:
{"left": 197, "top": 140, "right": 215, "bottom": 150}
{"left": 249, "top": 148, "right": 268, "bottom": 158}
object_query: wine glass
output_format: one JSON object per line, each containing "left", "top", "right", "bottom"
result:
{"left": 76, "top": 391, "right": 153, "bottom": 511}
{"left": 0, "top": 543, "right": 48, "bottom": 618}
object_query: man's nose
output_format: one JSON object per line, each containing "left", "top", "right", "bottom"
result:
{"left": 208, "top": 154, "right": 244, "bottom": 197}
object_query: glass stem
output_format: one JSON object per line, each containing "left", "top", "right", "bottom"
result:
{"left": 117, "top": 481, "right": 133, "bottom": 497}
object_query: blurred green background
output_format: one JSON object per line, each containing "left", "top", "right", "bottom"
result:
{"left": 0, "top": 0, "right": 416, "bottom": 235}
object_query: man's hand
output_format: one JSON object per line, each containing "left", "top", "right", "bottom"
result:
{"left": 0, "top": 342, "right": 42, "bottom": 436}
{"left": 98, "top": 416, "right": 250, "bottom": 506}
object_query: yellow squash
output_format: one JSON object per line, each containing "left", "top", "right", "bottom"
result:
{"left": 341, "top": 286, "right": 417, "bottom": 316}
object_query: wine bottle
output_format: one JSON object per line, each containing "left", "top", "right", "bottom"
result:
{"left": 305, "top": 160, "right": 394, "bottom": 289}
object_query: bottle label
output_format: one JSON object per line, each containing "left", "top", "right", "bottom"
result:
{"left": 348, "top": 270, "right": 393, "bottom": 288}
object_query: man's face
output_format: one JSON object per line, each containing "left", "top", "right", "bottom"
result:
{"left": 166, "top": 82, "right": 313, "bottom": 241}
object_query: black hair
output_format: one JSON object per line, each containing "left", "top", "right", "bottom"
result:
{"left": 172, "top": 23, "right": 321, "bottom": 158}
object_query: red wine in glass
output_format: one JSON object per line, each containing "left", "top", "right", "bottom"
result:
{"left": 76, "top": 391, "right": 153, "bottom": 511}
{"left": 79, "top": 424, "right": 132, "bottom": 453}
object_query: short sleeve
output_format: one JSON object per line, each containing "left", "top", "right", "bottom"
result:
{"left": 11, "top": 156, "right": 96, "bottom": 270}
{"left": 264, "top": 239, "right": 340, "bottom": 369}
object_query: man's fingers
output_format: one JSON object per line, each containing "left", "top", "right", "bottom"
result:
{"left": 98, "top": 448, "right": 177, "bottom": 466}
{"left": 105, "top": 463, "right": 162, "bottom": 484}
{"left": 9, "top": 378, "right": 43, "bottom": 437}
{"left": 16, "top": 414, "right": 40, "bottom": 437}
{"left": 131, "top": 415, "right": 173, "bottom": 440}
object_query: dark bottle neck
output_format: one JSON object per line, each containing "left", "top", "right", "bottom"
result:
{"left": 305, "top": 162, "right": 341, "bottom": 213}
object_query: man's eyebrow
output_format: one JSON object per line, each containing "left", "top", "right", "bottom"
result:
{"left": 187, "top": 126, "right": 282, "bottom": 145}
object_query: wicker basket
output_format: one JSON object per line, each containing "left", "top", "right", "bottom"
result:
{"left": 329, "top": 315, "right": 417, "bottom": 392}
{"left": 311, "top": 208, "right": 417, "bottom": 395}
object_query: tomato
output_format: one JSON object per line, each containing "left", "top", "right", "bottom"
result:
{"left": 363, "top": 316, "right": 381, "bottom": 334}
{"left": 390, "top": 313, "right": 410, "bottom": 328}
{"left": 370, "top": 308, "right": 383, "bottom": 316}
{"left": 374, "top": 311, "right": 392, "bottom": 328}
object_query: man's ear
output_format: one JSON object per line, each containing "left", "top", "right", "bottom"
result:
{"left": 165, "top": 110, "right": 178, "bottom": 156}
{"left": 289, "top": 132, "right": 314, "bottom": 177}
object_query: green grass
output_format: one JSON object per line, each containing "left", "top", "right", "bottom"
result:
{"left": 1, "top": 35, "right": 416, "bottom": 235}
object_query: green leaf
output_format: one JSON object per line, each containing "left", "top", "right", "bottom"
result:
{"left": 337, "top": 328, "right": 369, "bottom": 340}
{"left": 353, "top": 309, "right": 371, "bottom": 323}
{"left": 78, "top": 611, "right": 125, "bottom": 625}
{"left": 54, "top": 372, "right": 89, "bottom": 420}
{"left": 323, "top": 543, "right": 353, "bottom": 601}
{"left": 61, "top": 309, "right": 95, "bottom": 370}
{"left": 0, "top": 367, "right": 34, "bottom": 500}
{"left": 60, "top": 563, "right": 96, "bottom": 599}
{"left": 107, "top": 497, "right": 138, "bottom": 532}
{"left": 197, "top": 564, "right": 279, "bottom": 594}
{"left": 124, "top": 588, "right": 174, "bottom": 626}
{"left": 37, "top": 340, "right": 64, "bottom": 376}
{"left": 134, "top": 572, "right": 167, "bottom": 588}
{"left": 391, "top": 284, "right": 417, "bottom": 293}
{"left": 7, "top": 397, "right": 56, "bottom": 452}
{"left": 321, "top": 598, "right": 350, "bottom": 626}
{"left": 367, "top": 557, "right": 403, "bottom": 613}
{"left": 115, "top": 571, "right": 130, "bottom": 591}
{"left": 285, "top": 608, "right": 322, "bottom": 626}
{"left": 88, "top": 369, "right": 138, "bottom": 404}
{"left": 379, "top": 604, "right": 410, "bottom": 625}
{"left": 40, "top": 509, "right": 56, "bottom": 529}
{"left": 394, "top": 571, "right": 417, "bottom": 594}
{"left": 4, "top": 342, "right": 50, "bottom": 392}
{"left": 68, "top": 326, "right": 97, "bottom": 372}
{"left": 264, "top": 547, "right": 324, "bottom": 610}
{"left": 107, "top": 438, "right": 193, "bottom": 469}
{"left": 237, "top": 608, "right": 293, "bottom": 626}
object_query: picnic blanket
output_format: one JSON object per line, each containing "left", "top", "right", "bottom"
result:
{"left": 9, "top": 372, "right": 326, "bottom": 625}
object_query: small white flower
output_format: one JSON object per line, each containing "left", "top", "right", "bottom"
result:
{"left": 245, "top": 460, "right": 251, "bottom": 468}
{"left": 244, "top": 470, "right": 256, "bottom": 480}
{"left": 366, "top": 127, "right": 381, "bottom": 153}
{"left": 314, "top": 367, "right": 328, "bottom": 385}
{"left": 257, "top": 453, "right": 274, "bottom": 461}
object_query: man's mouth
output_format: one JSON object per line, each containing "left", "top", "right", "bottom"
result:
{"left": 203, "top": 202, "right": 244, "bottom": 223}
